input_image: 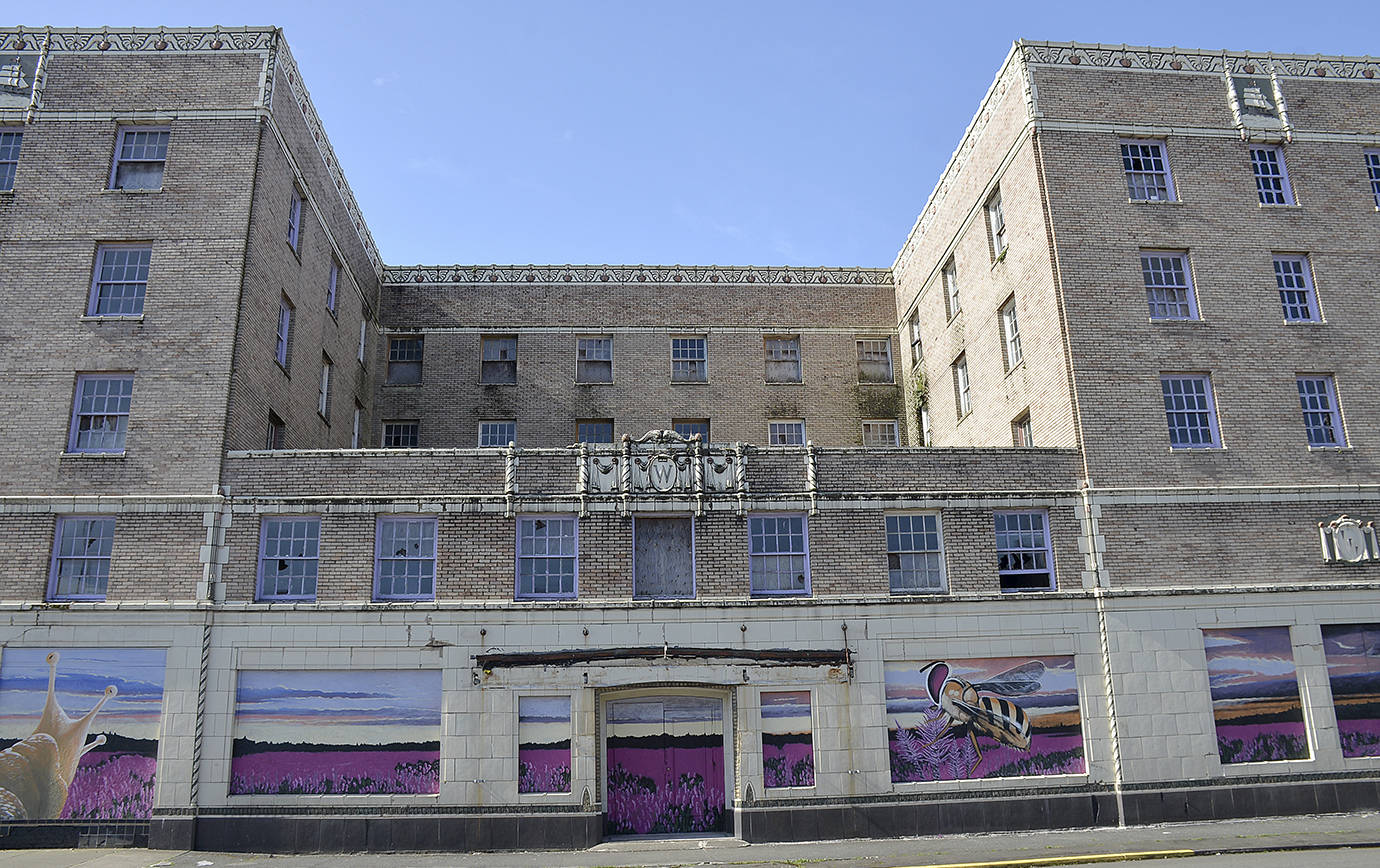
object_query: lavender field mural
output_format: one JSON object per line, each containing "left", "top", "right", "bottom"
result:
{"left": 519, "top": 696, "right": 571, "bottom": 793}
{"left": 885, "top": 656, "right": 1084, "bottom": 782}
{"left": 761, "top": 691, "right": 814, "bottom": 788}
{"left": 229, "top": 670, "right": 441, "bottom": 795}
{"left": 0, "top": 648, "right": 166, "bottom": 820}
{"left": 1321, "top": 623, "right": 1380, "bottom": 758}
{"left": 1203, "top": 627, "right": 1309, "bottom": 764}
{"left": 605, "top": 695, "right": 727, "bottom": 835}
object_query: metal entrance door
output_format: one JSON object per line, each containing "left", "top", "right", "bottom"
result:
{"left": 604, "top": 695, "right": 727, "bottom": 835}
{"left": 633, "top": 517, "right": 694, "bottom": 598}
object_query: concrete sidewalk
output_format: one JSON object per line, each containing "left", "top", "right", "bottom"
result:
{"left": 2, "top": 812, "right": 1379, "bottom": 868}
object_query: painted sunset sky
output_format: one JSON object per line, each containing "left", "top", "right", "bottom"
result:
{"left": 0, "top": 648, "right": 166, "bottom": 742}
{"left": 233, "top": 670, "right": 441, "bottom": 745}
{"left": 607, "top": 696, "right": 722, "bottom": 739}
{"left": 885, "top": 656, "right": 1081, "bottom": 730}
{"left": 1203, "top": 627, "right": 1303, "bottom": 713}
{"left": 760, "top": 691, "right": 811, "bottom": 735}
{"left": 518, "top": 695, "right": 571, "bottom": 746}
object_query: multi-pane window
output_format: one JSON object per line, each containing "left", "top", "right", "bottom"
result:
{"left": 318, "top": 355, "right": 332, "bottom": 420}
{"left": 919, "top": 405, "right": 932, "bottom": 448}
{"left": 382, "top": 420, "right": 420, "bottom": 448}
{"left": 327, "top": 259, "right": 339, "bottom": 314}
{"left": 265, "top": 412, "right": 285, "bottom": 450}
{"left": 1273, "top": 255, "right": 1319, "bottom": 322}
{"left": 375, "top": 516, "right": 436, "bottom": 600}
{"left": 287, "top": 189, "right": 303, "bottom": 251}
{"left": 1161, "top": 374, "right": 1220, "bottom": 448}
{"left": 257, "top": 517, "right": 319, "bottom": 600}
{"left": 1120, "top": 140, "right": 1175, "bottom": 201}
{"left": 942, "top": 258, "right": 960, "bottom": 319}
{"left": 275, "top": 299, "right": 293, "bottom": 368}
{"left": 481, "top": 335, "right": 518, "bottom": 384}
{"left": 1012, "top": 412, "right": 1033, "bottom": 447}
{"left": 1367, "top": 150, "right": 1380, "bottom": 208}
{"left": 856, "top": 339, "right": 893, "bottom": 383}
{"left": 749, "top": 514, "right": 809, "bottom": 595}
{"left": 908, "top": 312, "right": 922, "bottom": 364}
{"left": 764, "top": 336, "right": 801, "bottom": 383}
{"left": 886, "top": 514, "right": 944, "bottom": 593}
{"left": 89, "top": 245, "right": 151, "bottom": 317}
{"left": 576, "top": 336, "right": 613, "bottom": 383}
{"left": 387, "top": 337, "right": 423, "bottom": 385}
{"left": 768, "top": 419, "right": 805, "bottom": 446}
{"left": 0, "top": 130, "right": 21, "bottom": 191}
{"left": 862, "top": 420, "right": 899, "bottom": 447}
{"left": 1250, "top": 146, "right": 1294, "bottom": 205}
{"left": 109, "top": 127, "right": 169, "bottom": 190}
{"left": 68, "top": 374, "right": 133, "bottom": 453}
{"left": 671, "top": 337, "right": 707, "bottom": 382}
{"left": 673, "top": 419, "right": 710, "bottom": 440}
{"left": 351, "top": 403, "right": 362, "bottom": 449}
{"left": 576, "top": 419, "right": 614, "bottom": 444}
{"left": 479, "top": 420, "right": 516, "bottom": 447}
{"left": 986, "top": 189, "right": 1007, "bottom": 256}
{"left": 1141, "top": 252, "right": 1198, "bottom": 320}
{"left": 49, "top": 517, "right": 116, "bottom": 600}
{"left": 994, "top": 510, "right": 1055, "bottom": 591}
{"left": 1298, "top": 376, "right": 1345, "bottom": 448}
{"left": 1000, "top": 298, "right": 1022, "bottom": 369}
{"left": 516, "top": 516, "right": 577, "bottom": 598}
{"left": 953, "top": 355, "right": 970, "bottom": 419}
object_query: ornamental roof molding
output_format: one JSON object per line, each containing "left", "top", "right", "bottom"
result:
{"left": 1019, "top": 40, "right": 1380, "bottom": 80}
{"left": 382, "top": 264, "right": 894, "bottom": 287}
{"left": 0, "top": 25, "right": 277, "bottom": 53}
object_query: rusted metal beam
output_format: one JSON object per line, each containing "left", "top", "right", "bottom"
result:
{"left": 474, "top": 645, "right": 848, "bottom": 669}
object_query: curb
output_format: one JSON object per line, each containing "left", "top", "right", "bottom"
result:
{"left": 891, "top": 840, "right": 1380, "bottom": 868}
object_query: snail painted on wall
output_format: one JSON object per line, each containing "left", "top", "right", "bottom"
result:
{"left": 0, "top": 651, "right": 116, "bottom": 819}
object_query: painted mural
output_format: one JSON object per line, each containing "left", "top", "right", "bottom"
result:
{"left": 0, "top": 648, "right": 166, "bottom": 820}
{"left": 605, "top": 695, "right": 727, "bottom": 835}
{"left": 885, "top": 656, "right": 1084, "bottom": 782}
{"left": 518, "top": 696, "right": 571, "bottom": 793}
{"left": 1203, "top": 627, "right": 1309, "bottom": 764}
{"left": 1321, "top": 623, "right": 1380, "bottom": 758}
{"left": 229, "top": 670, "right": 441, "bottom": 795}
{"left": 761, "top": 690, "right": 814, "bottom": 788}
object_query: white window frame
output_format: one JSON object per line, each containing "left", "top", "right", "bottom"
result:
{"left": 862, "top": 419, "right": 899, "bottom": 447}
{"left": 671, "top": 336, "right": 708, "bottom": 382}
{"left": 986, "top": 188, "right": 1007, "bottom": 256}
{"left": 1160, "top": 374, "right": 1221, "bottom": 449}
{"left": 575, "top": 336, "right": 613, "bottom": 383}
{"left": 1141, "top": 251, "right": 1199, "bottom": 321}
{"left": 768, "top": 419, "right": 805, "bottom": 446}
{"left": 1000, "top": 297, "right": 1023, "bottom": 370}
{"left": 1012, "top": 412, "right": 1033, "bottom": 447}
{"left": 0, "top": 129, "right": 20, "bottom": 192}
{"left": 287, "top": 188, "right": 303, "bottom": 251}
{"left": 374, "top": 515, "right": 437, "bottom": 601}
{"left": 318, "top": 355, "right": 332, "bottom": 420}
{"left": 358, "top": 320, "right": 368, "bottom": 364}
{"left": 907, "top": 312, "right": 922, "bottom": 364}
{"left": 68, "top": 374, "right": 133, "bottom": 454}
{"left": 1297, "top": 375, "right": 1346, "bottom": 448}
{"left": 108, "top": 126, "right": 169, "bottom": 190}
{"left": 327, "top": 259, "right": 339, "bottom": 314}
{"left": 1250, "top": 146, "right": 1294, "bottom": 205}
{"left": 88, "top": 244, "right": 152, "bottom": 318}
{"left": 266, "top": 412, "right": 285, "bottom": 450}
{"left": 1120, "top": 139, "right": 1176, "bottom": 201}
{"left": 953, "top": 355, "right": 970, "bottom": 420}
{"left": 256, "top": 516, "right": 319, "bottom": 601}
{"left": 479, "top": 420, "right": 517, "bottom": 448}
{"left": 516, "top": 515, "right": 578, "bottom": 599}
{"left": 275, "top": 299, "right": 292, "bottom": 369}
{"left": 49, "top": 516, "right": 116, "bottom": 601}
{"left": 351, "top": 404, "right": 362, "bottom": 449}
{"left": 672, "top": 419, "right": 710, "bottom": 440}
{"left": 856, "top": 338, "right": 894, "bottom": 383}
{"left": 749, "top": 513, "right": 810, "bottom": 596}
{"left": 382, "top": 420, "right": 420, "bottom": 448}
{"left": 994, "top": 509, "right": 1055, "bottom": 592}
{"left": 885, "top": 512, "right": 946, "bottom": 594}
{"left": 481, "top": 335, "right": 518, "bottom": 384}
{"left": 1273, "top": 255, "right": 1320, "bottom": 323}
{"left": 386, "top": 336, "right": 424, "bottom": 385}
{"left": 942, "top": 258, "right": 960, "bottom": 320}
{"left": 1366, "top": 149, "right": 1380, "bottom": 209}
{"left": 764, "top": 336, "right": 802, "bottom": 383}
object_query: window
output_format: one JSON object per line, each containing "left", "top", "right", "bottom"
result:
{"left": 1142, "top": 252, "right": 1198, "bottom": 320}
{"left": 1298, "top": 376, "right": 1345, "bottom": 447}
{"left": 257, "top": 517, "right": 319, "bottom": 600}
{"left": 907, "top": 312, "right": 922, "bottom": 364}
{"left": 952, "top": 355, "right": 970, "bottom": 420}
{"left": 479, "top": 420, "right": 516, "bottom": 447}
{"left": 749, "top": 514, "right": 809, "bottom": 595}
{"left": 862, "top": 420, "right": 899, "bottom": 447}
{"left": 109, "top": 127, "right": 168, "bottom": 190}
{"left": 768, "top": 419, "right": 805, "bottom": 446}
{"left": 375, "top": 516, "right": 436, "bottom": 600}
{"left": 856, "top": 338, "right": 893, "bottom": 383}
{"left": 88, "top": 245, "right": 151, "bottom": 317}
{"left": 481, "top": 335, "right": 518, "bottom": 384}
{"left": 672, "top": 419, "right": 710, "bottom": 440}
{"left": 576, "top": 336, "right": 613, "bottom": 383}
{"left": 942, "top": 258, "right": 960, "bottom": 319}
{"left": 1161, "top": 374, "right": 1220, "bottom": 448}
{"left": 995, "top": 510, "right": 1055, "bottom": 591}
{"left": 68, "top": 374, "right": 133, "bottom": 453}
{"left": 576, "top": 419, "right": 614, "bottom": 444}
{"left": 318, "top": 355, "right": 332, "bottom": 420}
{"left": 287, "top": 188, "right": 303, "bottom": 251}
{"left": 266, "top": 412, "right": 285, "bottom": 450}
{"left": 1012, "top": 412, "right": 1033, "bottom": 447}
{"left": 1000, "top": 298, "right": 1023, "bottom": 369}
{"left": 1250, "top": 146, "right": 1294, "bottom": 205}
{"left": 1367, "top": 150, "right": 1380, "bottom": 208}
{"left": 275, "top": 299, "right": 293, "bottom": 369}
{"left": 358, "top": 320, "right": 368, "bottom": 364}
{"left": 986, "top": 189, "right": 1007, "bottom": 256}
{"left": 0, "top": 130, "right": 21, "bottom": 191}
{"left": 764, "top": 336, "right": 801, "bottom": 383}
{"left": 1274, "top": 255, "right": 1319, "bottom": 322}
{"left": 886, "top": 513, "right": 944, "bottom": 593}
{"left": 386, "top": 337, "right": 423, "bottom": 385}
{"left": 351, "top": 403, "right": 362, "bottom": 449}
{"left": 671, "top": 337, "right": 707, "bottom": 382}
{"left": 327, "top": 259, "right": 339, "bottom": 314}
{"left": 1120, "top": 140, "right": 1175, "bottom": 201}
{"left": 516, "top": 516, "right": 577, "bottom": 598}
{"left": 919, "top": 405, "right": 932, "bottom": 448}
{"left": 382, "top": 420, "right": 419, "bottom": 448}
{"left": 49, "top": 517, "right": 116, "bottom": 600}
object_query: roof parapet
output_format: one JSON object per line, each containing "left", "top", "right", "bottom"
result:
{"left": 383, "top": 264, "right": 894, "bottom": 287}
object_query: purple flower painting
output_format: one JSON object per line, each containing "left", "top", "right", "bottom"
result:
{"left": 230, "top": 670, "right": 441, "bottom": 795}
{"left": 1321, "top": 623, "right": 1380, "bottom": 758}
{"left": 1203, "top": 627, "right": 1309, "bottom": 764}
{"left": 761, "top": 690, "right": 814, "bottom": 788}
{"left": 605, "top": 696, "right": 727, "bottom": 835}
{"left": 519, "top": 696, "right": 571, "bottom": 793}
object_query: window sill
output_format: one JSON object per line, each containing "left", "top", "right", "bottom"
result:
{"left": 1003, "top": 361, "right": 1024, "bottom": 379}
{"left": 764, "top": 380, "right": 803, "bottom": 386}
{"left": 749, "top": 591, "right": 812, "bottom": 598}
{"left": 382, "top": 381, "right": 423, "bottom": 388}
{"left": 956, "top": 410, "right": 971, "bottom": 424}
{"left": 60, "top": 451, "right": 126, "bottom": 459}
{"left": 998, "top": 585, "right": 1057, "bottom": 593}
{"left": 318, "top": 412, "right": 330, "bottom": 425}
{"left": 1307, "top": 445, "right": 1353, "bottom": 452}
{"left": 1168, "top": 445, "right": 1224, "bottom": 453}
{"left": 574, "top": 380, "right": 614, "bottom": 386}
{"left": 79, "top": 314, "right": 144, "bottom": 323}
{"left": 275, "top": 361, "right": 290, "bottom": 378}
{"left": 1258, "top": 202, "right": 1302, "bottom": 210}
{"left": 1283, "top": 319, "right": 1325, "bottom": 326}
{"left": 990, "top": 249, "right": 1008, "bottom": 269}
{"left": 479, "top": 381, "right": 518, "bottom": 387}
{"left": 102, "top": 187, "right": 163, "bottom": 194}
{"left": 286, "top": 241, "right": 302, "bottom": 259}
{"left": 670, "top": 380, "right": 709, "bottom": 385}
{"left": 890, "top": 589, "right": 950, "bottom": 597}
{"left": 1127, "top": 198, "right": 1182, "bottom": 205}
{"left": 858, "top": 379, "right": 897, "bottom": 386}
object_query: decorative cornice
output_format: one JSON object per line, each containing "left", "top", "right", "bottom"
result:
{"left": 0, "top": 25, "right": 277, "bottom": 53}
{"left": 1019, "top": 41, "right": 1380, "bottom": 80}
{"left": 381, "top": 264, "right": 894, "bottom": 287}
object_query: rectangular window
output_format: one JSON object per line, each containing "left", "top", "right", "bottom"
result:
{"left": 275, "top": 299, "right": 293, "bottom": 369}
{"left": 382, "top": 420, "right": 419, "bottom": 448}
{"left": 1121, "top": 140, "right": 1175, "bottom": 201}
{"left": 257, "top": 517, "right": 319, "bottom": 600}
{"left": 0, "top": 129, "right": 22, "bottom": 191}
{"left": 109, "top": 127, "right": 168, "bottom": 190}
{"left": 986, "top": 189, "right": 1007, "bottom": 256}
{"left": 671, "top": 336, "right": 708, "bottom": 382}
{"left": 318, "top": 355, "right": 332, "bottom": 420}
{"left": 952, "top": 355, "right": 970, "bottom": 419}
{"left": 768, "top": 419, "right": 805, "bottom": 446}
{"left": 89, "top": 244, "right": 151, "bottom": 317}
{"left": 519, "top": 696, "right": 572, "bottom": 793}
{"left": 287, "top": 188, "right": 303, "bottom": 251}
{"left": 1012, "top": 412, "right": 1033, "bottom": 447}
{"left": 358, "top": 320, "right": 368, "bottom": 364}
{"left": 1000, "top": 298, "right": 1023, "bottom": 369}
{"left": 266, "top": 412, "right": 285, "bottom": 450}
{"left": 761, "top": 690, "right": 814, "bottom": 789}
{"left": 516, "top": 516, "right": 577, "bottom": 598}
{"left": 375, "top": 516, "right": 436, "bottom": 600}
{"left": 1367, "top": 150, "right": 1380, "bottom": 209}
{"left": 886, "top": 513, "right": 945, "bottom": 593}
{"left": 1274, "top": 255, "right": 1319, "bottom": 322}
{"left": 862, "top": 420, "right": 899, "bottom": 447}
{"left": 386, "top": 336, "right": 423, "bottom": 385}
{"left": 479, "top": 420, "right": 516, "bottom": 448}
{"left": 907, "top": 312, "right": 922, "bottom": 364}
{"left": 575, "top": 336, "right": 613, "bottom": 383}
{"left": 749, "top": 514, "right": 809, "bottom": 595}
{"left": 672, "top": 418, "right": 710, "bottom": 440}
{"left": 49, "top": 517, "right": 116, "bottom": 600}
{"left": 919, "top": 405, "right": 932, "bottom": 448}
{"left": 1298, "top": 375, "right": 1345, "bottom": 447}
{"left": 942, "top": 258, "right": 960, "bottom": 319}
{"left": 327, "top": 259, "right": 339, "bottom": 314}
{"left": 481, "top": 335, "right": 518, "bottom": 384}
{"left": 1142, "top": 252, "right": 1198, "bottom": 320}
{"left": 995, "top": 510, "right": 1055, "bottom": 591}
{"left": 68, "top": 374, "right": 133, "bottom": 453}
{"left": 856, "top": 338, "right": 894, "bottom": 383}
{"left": 576, "top": 419, "right": 614, "bottom": 444}
{"left": 351, "top": 403, "right": 362, "bottom": 449}
{"left": 1161, "top": 374, "right": 1220, "bottom": 448}
{"left": 764, "top": 336, "right": 801, "bottom": 383}
{"left": 1251, "top": 146, "right": 1294, "bottom": 205}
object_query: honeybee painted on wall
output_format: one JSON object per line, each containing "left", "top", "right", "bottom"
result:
{"left": 918, "top": 660, "right": 1042, "bottom": 775}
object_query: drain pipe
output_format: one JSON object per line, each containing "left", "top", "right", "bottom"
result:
{"left": 1084, "top": 484, "right": 1125, "bottom": 827}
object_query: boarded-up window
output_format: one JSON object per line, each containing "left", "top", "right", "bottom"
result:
{"left": 481, "top": 336, "right": 518, "bottom": 384}
{"left": 764, "top": 337, "right": 801, "bottom": 383}
{"left": 634, "top": 517, "right": 694, "bottom": 598}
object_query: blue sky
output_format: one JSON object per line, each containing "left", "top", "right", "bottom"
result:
{"left": 31, "top": 1, "right": 1377, "bottom": 266}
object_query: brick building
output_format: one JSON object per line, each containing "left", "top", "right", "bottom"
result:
{"left": 0, "top": 28, "right": 1378, "bottom": 853}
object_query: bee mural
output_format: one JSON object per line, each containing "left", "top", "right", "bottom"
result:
{"left": 917, "top": 660, "right": 1044, "bottom": 776}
